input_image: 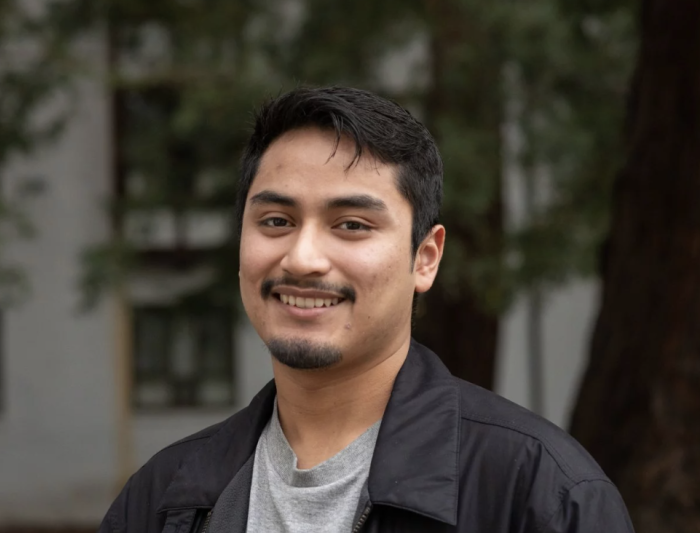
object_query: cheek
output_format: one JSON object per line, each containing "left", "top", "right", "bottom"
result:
{"left": 240, "top": 233, "right": 277, "bottom": 278}
{"left": 349, "top": 241, "right": 411, "bottom": 303}
{"left": 347, "top": 249, "right": 412, "bottom": 345}
{"left": 238, "top": 235, "right": 278, "bottom": 311}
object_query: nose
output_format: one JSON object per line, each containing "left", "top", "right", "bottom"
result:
{"left": 280, "top": 223, "right": 331, "bottom": 277}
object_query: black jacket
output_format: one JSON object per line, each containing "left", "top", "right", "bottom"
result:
{"left": 99, "top": 340, "right": 634, "bottom": 533}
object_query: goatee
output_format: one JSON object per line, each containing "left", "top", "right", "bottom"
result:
{"left": 266, "top": 338, "right": 342, "bottom": 370}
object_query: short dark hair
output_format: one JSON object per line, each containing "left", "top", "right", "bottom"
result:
{"left": 236, "top": 86, "right": 443, "bottom": 257}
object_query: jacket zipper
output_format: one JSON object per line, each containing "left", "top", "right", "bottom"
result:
{"left": 198, "top": 510, "right": 213, "bottom": 533}
{"left": 351, "top": 502, "right": 373, "bottom": 533}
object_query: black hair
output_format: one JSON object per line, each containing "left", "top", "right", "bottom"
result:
{"left": 236, "top": 86, "right": 443, "bottom": 258}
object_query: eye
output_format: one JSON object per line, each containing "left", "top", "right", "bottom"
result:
{"left": 261, "top": 217, "right": 291, "bottom": 228}
{"left": 337, "top": 220, "right": 370, "bottom": 231}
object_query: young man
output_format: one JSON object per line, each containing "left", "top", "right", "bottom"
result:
{"left": 100, "top": 87, "right": 634, "bottom": 532}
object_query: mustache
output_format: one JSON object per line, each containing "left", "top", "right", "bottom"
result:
{"left": 261, "top": 276, "right": 356, "bottom": 303}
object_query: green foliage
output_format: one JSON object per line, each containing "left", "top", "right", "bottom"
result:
{"left": 0, "top": 0, "right": 75, "bottom": 305}
{"left": 503, "top": 2, "right": 636, "bottom": 293}
{"left": 48, "top": 0, "right": 635, "bottom": 314}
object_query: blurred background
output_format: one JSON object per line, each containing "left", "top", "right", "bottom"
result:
{"left": 1, "top": 0, "right": 698, "bottom": 532}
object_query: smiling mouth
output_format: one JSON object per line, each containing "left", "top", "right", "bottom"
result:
{"left": 274, "top": 293, "right": 346, "bottom": 309}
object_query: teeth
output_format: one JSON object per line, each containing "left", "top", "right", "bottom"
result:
{"left": 278, "top": 294, "right": 343, "bottom": 309}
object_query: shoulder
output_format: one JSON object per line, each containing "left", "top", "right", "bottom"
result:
{"left": 135, "top": 417, "right": 230, "bottom": 483}
{"left": 100, "top": 380, "right": 277, "bottom": 533}
{"left": 452, "top": 377, "right": 623, "bottom": 531}
{"left": 454, "top": 376, "right": 606, "bottom": 483}
{"left": 99, "top": 415, "right": 236, "bottom": 533}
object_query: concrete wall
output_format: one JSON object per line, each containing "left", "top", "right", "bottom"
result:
{"left": 496, "top": 281, "right": 599, "bottom": 429}
{"left": 0, "top": 41, "right": 117, "bottom": 524}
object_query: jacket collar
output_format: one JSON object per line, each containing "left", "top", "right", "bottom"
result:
{"left": 368, "top": 339, "right": 460, "bottom": 525}
{"left": 157, "top": 339, "right": 460, "bottom": 526}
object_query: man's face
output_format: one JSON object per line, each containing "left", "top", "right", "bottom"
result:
{"left": 239, "top": 127, "right": 442, "bottom": 371}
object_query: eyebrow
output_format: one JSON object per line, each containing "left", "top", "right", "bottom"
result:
{"left": 249, "top": 190, "right": 297, "bottom": 208}
{"left": 326, "top": 194, "right": 388, "bottom": 212}
{"left": 249, "top": 190, "right": 388, "bottom": 212}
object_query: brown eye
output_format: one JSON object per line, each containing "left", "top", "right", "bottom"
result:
{"left": 262, "top": 217, "right": 290, "bottom": 227}
{"left": 338, "top": 221, "right": 370, "bottom": 231}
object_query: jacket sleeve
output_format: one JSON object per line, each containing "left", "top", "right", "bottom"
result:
{"left": 541, "top": 479, "right": 635, "bottom": 533}
{"left": 97, "top": 476, "right": 132, "bottom": 533}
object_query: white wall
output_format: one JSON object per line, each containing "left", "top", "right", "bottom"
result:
{"left": 0, "top": 40, "right": 117, "bottom": 524}
{"left": 496, "top": 280, "right": 599, "bottom": 428}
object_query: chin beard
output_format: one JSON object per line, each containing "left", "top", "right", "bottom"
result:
{"left": 266, "top": 338, "right": 342, "bottom": 370}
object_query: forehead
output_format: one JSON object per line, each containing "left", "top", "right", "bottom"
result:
{"left": 249, "top": 127, "right": 408, "bottom": 208}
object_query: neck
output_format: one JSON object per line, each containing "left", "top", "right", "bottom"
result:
{"left": 272, "top": 336, "right": 410, "bottom": 469}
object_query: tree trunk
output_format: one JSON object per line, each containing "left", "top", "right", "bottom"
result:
{"left": 569, "top": 2, "right": 700, "bottom": 531}
{"left": 414, "top": 281, "right": 499, "bottom": 390}
{"left": 413, "top": 0, "right": 503, "bottom": 390}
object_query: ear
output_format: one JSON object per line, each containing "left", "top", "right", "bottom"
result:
{"left": 414, "top": 225, "right": 446, "bottom": 293}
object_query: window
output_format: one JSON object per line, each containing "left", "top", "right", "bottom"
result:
{"left": 110, "top": 23, "right": 238, "bottom": 411}
{"left": 132, "top": 305, "right": 234, "bottom": 409}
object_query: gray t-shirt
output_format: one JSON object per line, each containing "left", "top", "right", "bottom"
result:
{"left": 245, "top": 403, "right": 381, "bottom": 533}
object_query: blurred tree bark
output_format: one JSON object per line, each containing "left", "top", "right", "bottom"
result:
{"left": 569, "top": 1, "right": 700, "bottom": 531}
